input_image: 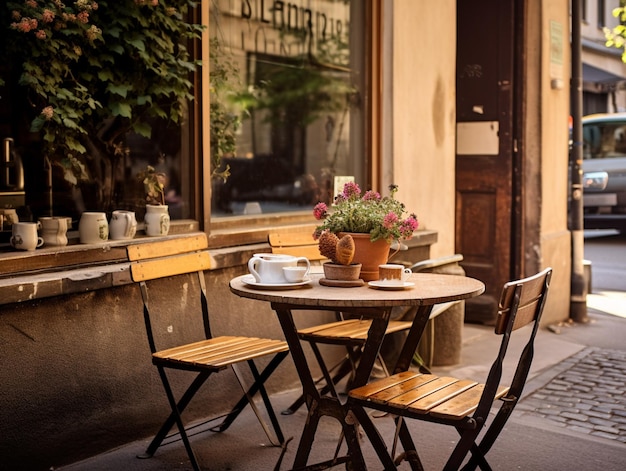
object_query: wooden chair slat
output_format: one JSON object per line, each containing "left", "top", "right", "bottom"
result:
{"left": 269, "top": 232, "right": 316, "bottom": 247}
{"left": 131, "top": 252, "right": 211, "bottom": 282}
{"left": 297, "top": 319, "right": 362, "bottom": 335}
{"left": 430, "top": 385, "right": 510, "bottom": 420}
{"left": 360, "top": 374, "right": 439, "bottom": 403}
{"left": 404, "top": 379, "right": 479, "bottom": 413}
{"left": 388, "top": 376, "right": 460, "bottom": 407}
{"left": 127, "top": 234, "right": 208, "bottom": 261}
{"left": 348, "top": 371, "right": 420, "bottom": 400}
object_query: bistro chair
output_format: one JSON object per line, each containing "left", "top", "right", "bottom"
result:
{"left": 348, "top": 267, "right": 552, "bottom": 470}
{"left": 128, "top": 234, "right": 289, "bottom": 471}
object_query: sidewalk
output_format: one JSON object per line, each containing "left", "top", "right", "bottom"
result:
{"left": 60, "top": 305, "right": 626, "bottom": 470}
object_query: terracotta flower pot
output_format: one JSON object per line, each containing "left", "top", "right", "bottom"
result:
{"left": 322, "top": 262, "right": 362, "bottom": 281}
{"left": 340, "top": 232, "right": 391, "bottom": 281}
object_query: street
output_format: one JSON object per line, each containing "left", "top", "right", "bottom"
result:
{"left": 584, "top": 229, "right": 626, "bottom": 322}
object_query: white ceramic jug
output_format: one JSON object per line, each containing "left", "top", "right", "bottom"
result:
{"left": 248, "top": 253, "right": 310, "bottom": 284}
{"left": 10, "top": 222, "right": 44, "bottom": 251}
{"left": 144, "top": 204, "right": 170, "bottom": 237}
{"left": 109, "top": 210, "right": 137, "bottom": 240}
{"left": 39, "top": 216, "right": 72, "bottom": 247}
{"left": 79, "top": 212, "right": 109, "bottom": 244}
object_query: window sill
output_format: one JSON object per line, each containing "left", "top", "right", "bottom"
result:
{"left": 0, "top": 212, "right": 437, "bottom": 305}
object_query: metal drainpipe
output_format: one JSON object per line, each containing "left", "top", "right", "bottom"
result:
{"left": 570, "top": 0, "right": 589, "bottom": 323}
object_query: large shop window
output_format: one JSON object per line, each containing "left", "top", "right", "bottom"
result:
{"left": 209, "top": 0, "right": 368, "bottom": 218}
{"left": 0, "top": 3, "right": 196, "bottom": 232}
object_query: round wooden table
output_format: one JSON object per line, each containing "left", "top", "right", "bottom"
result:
{"left": 230, "top": 272, "right": 485, "bottom": 471}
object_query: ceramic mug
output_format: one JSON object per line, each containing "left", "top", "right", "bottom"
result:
{"left": 378, "top": 264, "right": 412, "bottom": 285}
{"left": 39, "top": 216, "right": 72, "bottom": 247}
{"left": 110, "top": 210, "right": 137, "bottom": 240}
{"left": 10, "top": 222, "right": 44, "bottom": 251}
{"left": 248, "top": 254, "right": 310, "bottom": 284}
{"left": 79, "top": 212, "right": 109, "bottom": 244}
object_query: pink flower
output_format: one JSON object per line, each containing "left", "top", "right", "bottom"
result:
{"left": 399, "top": 215, "right": 419, "bottom": 238}
{"left": 35, "top": 29, "right": 47, "bottom": 39}
{"left": 342, "top": 182, "right": 361, "bottom": 199}
{"left": 382, "top": 212, "right": 399, "bottom": 229}
{"left": 77, "top": 11, "right": 89, "bottom": 23}
{"left": 41, "top": 106, "right": 54, "bottom": 120}
{"left": 363, "top": 190, "right": 381, "bottom": 201}
{"left": 42, "top": 9, "right": 55, "bottom": 23}
{"left": 313, "top": 202, "right": 328, "bottom": 220}
{"left": 26, "top": 0, "right": 37, "bottom": 8}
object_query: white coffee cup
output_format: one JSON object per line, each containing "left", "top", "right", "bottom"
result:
{"left": 109, "top": 210, "right": 137, "bottom": 240}
{"left": 79, "top": 212, "right": 109, "bottom": 244}
{"left": 378, "top": 264, "right": 412, "bottom": 285}
{"left": 283, "top": 266, "right": 309, "bottom": 283}
{"left": 248, "top": 254, "right": 310, "bottom": 284}
{"left": 10, "top": 222, "right": 44, "bottom": 251}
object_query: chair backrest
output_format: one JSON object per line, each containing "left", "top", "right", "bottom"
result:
{"left": 495, "top": 267, "right": 552, "bottom": 334}
{"left": 269, "top": 231, "right": 326, "bottom": 262}
{"left": 409, "top": 254, "right": 464, "bottom": 273}
{"left": 128, "top": 234, "right": 212, "bottom": 353}
{"left": 477, "top": 267, "right": 552, "bottom": 417}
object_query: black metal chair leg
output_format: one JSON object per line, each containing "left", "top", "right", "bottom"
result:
{"left": 349, "top": 403, "right": 399, "bottom": 470}
{"left": 145, "top": 367, "right": 206, "bottom": 471}
{"left": 139, "top": 370, "right": 210, "bottom": 459}
{"left": 209, "top": 351, "right": 287, "bottom": 441}
{"left": 281, "top": 355, "right": 354, "bottom": 415}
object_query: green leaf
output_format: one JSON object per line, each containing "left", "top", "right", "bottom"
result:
{"left": 132, "top": 121, "right": 152, "bottom": 138}
{"left": 107, "top": 83, "right": 132, "bottom": 97}
{"left": 110, "top": 101, "right": 132, "bottom": 118}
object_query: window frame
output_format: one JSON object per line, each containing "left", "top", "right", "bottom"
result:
{"left": 201, "top": 0, "right": 383, "bottom": 249}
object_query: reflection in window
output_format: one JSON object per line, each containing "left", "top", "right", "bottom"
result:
{"left": 210, "top": 0, "right": 365, "bottom": 217}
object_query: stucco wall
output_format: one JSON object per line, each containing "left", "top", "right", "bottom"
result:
{"left": 539, "top": 0, "right": 574, "bottom": 323}
{"left": 391, "top": 0, "right": 458, "bottom": 258}
{"left": 0, "top": 267, "right": 339, "bottom": 470}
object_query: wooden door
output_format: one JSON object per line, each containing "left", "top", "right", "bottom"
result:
{"left": 455, "top": 0, "right": 515, "bottom": 323}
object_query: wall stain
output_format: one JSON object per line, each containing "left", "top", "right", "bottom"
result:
{"left": 432, "top": 75, "right": 445, "bottom": 148}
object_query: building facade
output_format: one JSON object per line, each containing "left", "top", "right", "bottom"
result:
{"left": 0, "top": 0, "right": 584, "bottom": 468}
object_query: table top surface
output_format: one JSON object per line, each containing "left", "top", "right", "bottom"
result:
{"left": 229, "top": 272, "right": 485, "bottom": 309}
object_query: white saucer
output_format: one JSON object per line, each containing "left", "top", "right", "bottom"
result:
{"left": 368, "top": 280, "right": 415, "bottom": 290}
{"left": 242, "top": 275, "right": 313, "bottom": 290}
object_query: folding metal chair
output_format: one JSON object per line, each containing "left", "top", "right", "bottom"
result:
{"left": 128, "top": 235, "right": 289, "bottom": 471}
{"left": 348, "top": 267, "right": 552, "bottom": 470}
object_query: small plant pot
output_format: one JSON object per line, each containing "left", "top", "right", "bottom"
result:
{"left": 322, "top": 262, "right": 362, "bottom": 281}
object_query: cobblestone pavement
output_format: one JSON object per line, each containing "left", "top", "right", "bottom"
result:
{"left": 517, "top": 347, "right": 626, "bottom": 444}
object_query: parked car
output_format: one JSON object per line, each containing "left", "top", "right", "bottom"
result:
{"left": 579, "top": 113, "right": 626, "bottom": 232}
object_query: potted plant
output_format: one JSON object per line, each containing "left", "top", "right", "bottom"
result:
{"left": 317, "top": 231, "right": 362, "bottom": 285}
{"left": 313, "top": 183, "right": 419, "bottom": 281}
{"left": 1, "top": 0, "right": 203, "bottom": 213}
{"left": 138, "top": 165, "right": 169, "bottom": 236}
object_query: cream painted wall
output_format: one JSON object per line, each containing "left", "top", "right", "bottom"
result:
{"left": 541, "top": 1, "right": 571, "bottom": 236}
{"left": 538, "top": 0, "right": 573, "bottom": 323}
{"left": 390, "top": 0, "right": 457, "bottom": 258}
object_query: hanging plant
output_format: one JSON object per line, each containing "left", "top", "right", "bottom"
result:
{"left": 1, "top": 0, "right": 203, "bottom": 209}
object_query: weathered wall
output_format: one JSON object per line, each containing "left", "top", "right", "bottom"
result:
{"left": 0, "top": 266, "right": 338, "bottom": 470}
{"left": 390, "top": 0, "right": 458, "bottom": 259}
{"left": 538, "top": 0, "right": 574, "bottom": 323}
